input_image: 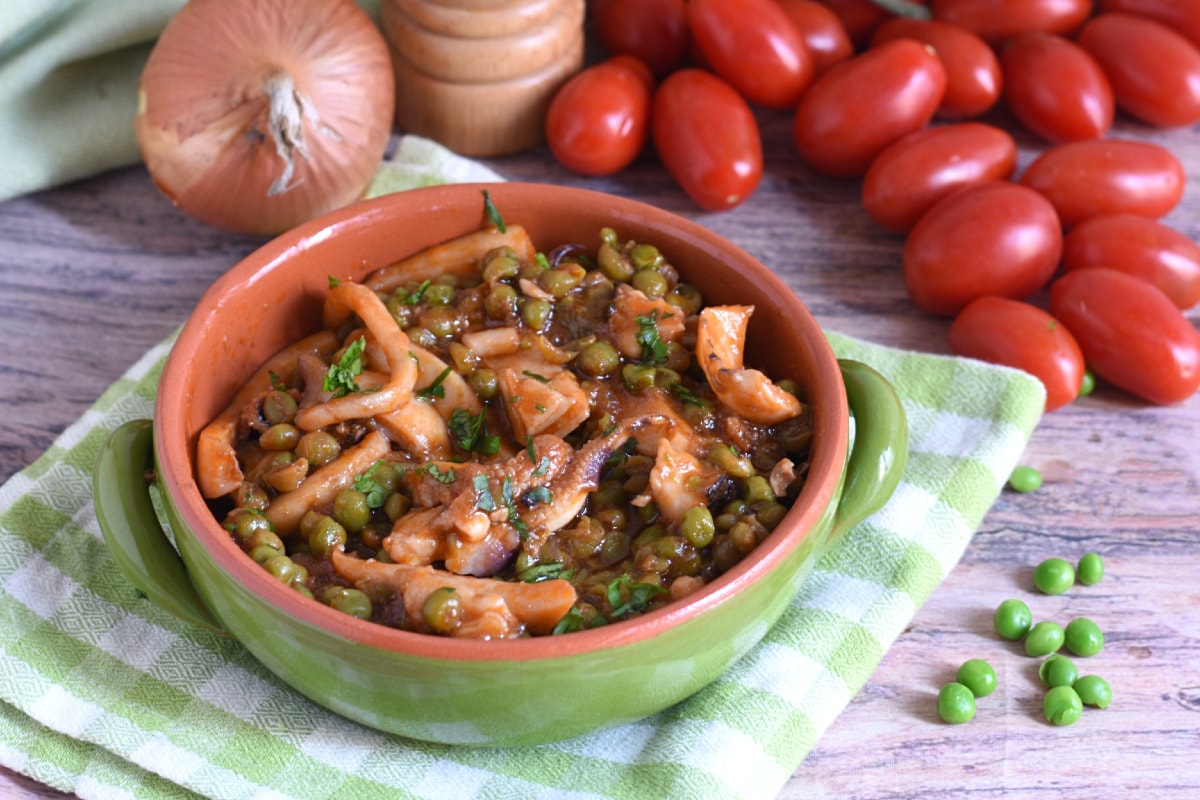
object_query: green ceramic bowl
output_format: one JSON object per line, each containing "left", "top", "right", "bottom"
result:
{"left": 93, "top": 182, "right": 907, "bottom": 746}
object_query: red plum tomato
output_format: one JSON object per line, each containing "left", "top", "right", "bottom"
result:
{"left": 930, "top": 0, "right": 1093, "bottom": 45}
{"left": 949, "top": 296, "right": 1085, "bottom": 411}
{"left": 545, "top": 56, "right": 653, "bottom": 177}
{"left": 1000, "top": 33, "right": 1113, "bottom": 143}
{"left": 862, "top": 123, "right": 1017, "bottom": 234}
{"left": 871, "top": 18, "right": 1002, "bottom": 119}
{"left": 814, "top": 0, "right": 900, "bottom": 47}
{"left": 1020, "top": 139, "right": 1185, "bottom": 228}
{"left": 1049, "top": 268, "right": 1200, "bottom": 404}
{"left": 793, "top": 39, "right": 947, "bottom": 178}
{"left": 687, "top": 0, "right": 814, "bottom": 109}
{"left": 778, "top": 0, "right": 854, "bottom": 75}
{"left": 1062, "top": 214, "right": 1200, "bottom": 309}
{"left": 903, "top": 182, "right": 1062, "bottom": 316}
{"left": 652, "top": 69, "right": 763, "bottom": 211}
{"left": 1098, "top": 0, "right": 1200, "bottom": 50}
{"left": 590, "top": 0, "right": 689, "bottom": 77}
{"left": 1077, "top": 13, "right": 1200, "bottom": 128}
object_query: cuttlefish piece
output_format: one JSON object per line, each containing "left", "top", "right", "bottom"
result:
{"left": 330, "top": 548, "right": 576, "bottom": 638}
{"left": 496, "top": 369, "right": 589, "bottom": 441}
{"left": 648, "top": 436, "right": 723, "bottom": 526}
{"left": 608, "top": 283, "right": 686, "bottom": 361}
{"left": 362, "top": 225, "right": 537, "bottom": 296}
{"left": 696, "top": 305, "right": 801, "bottom": 425}
{"left": 294, "top": 282, "right": 418, "bottom": 431}
{"left": 196, "top": 330, "right": 339, "bottom": 499}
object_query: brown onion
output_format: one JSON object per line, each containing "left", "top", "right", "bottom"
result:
{"left": 134, "top": 0, "right": 395, "bottom": 236}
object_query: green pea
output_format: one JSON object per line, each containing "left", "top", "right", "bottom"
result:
{"left": 994, "top": 598, "right": 1033, "bottom": 641}
{"left": 223, "top": 508, "right": 274, "bottom": 542}
{"left": 261, "top": 390, "right": 298, "bottom": 425}
{"left": 1073, "top": 675, "right": 1112, "bottom": 709}
{"left": 680, "top": 505, "right": 716, "bottom": 549}
{"left": 1078, "top": 368, "right": 1095, "bottom": 397}
{"left": 707, "top": 444, "right": 755, "bottom": 478}
{"left": 322, "top": 586, "right": 373, "bottom": 620}
{"left": 1077, "top": 552, "right": 1104, "bottom": 585}
{"left": 539, "top": 263, "right": 586, "bottom": 298}
{"left": 236, "top": 482, "right": 270, "bottom": 512}
{"left": 295, "top": 430, "right": 340, "bottom": 468}
{"left": 405, "top": 326, "right": 437, "bottom": 349}
{"left": 665, "top": 283, "right": 703, "bottom": 316}
{"left": 520, "top": 297, "right": 553, "bottom": 331}
{"left": 630, "top": 268, "right": 668, "bottom": 298}
{"left": 422, "top": 587, "right": 462, "bottom": 634}
{"left": 1038, "top": 654, "right": 1078, "bottom": 688}
{"left": 468, "top": 367, "right": 499, "bottom": 400}
{"left": 308, "top": 515, "right": 348, "bottom": 559}
{"left": 937, "top": 682, "right": 976, "bottom": 724}
{"left": 597, "top": 240, "right": 635, "bottom": 282}
{"left": 384, "top": 491, "right": 412, "bottom": 522}
{"left": 263, "top": 554, "right": 308, "bottom": 588}
{"left": 1025, "top": 620, "right": 1065, "bottom": 657}
{"left": 385, "top": 294, "right": 416, "bottom": 328}
{"left": 1033, "top": 557, "right": 1075, "bottom": 595}
{"left": 621, "top": 363, "right": 657, "bottom": 391}
{"left": 1064, "top": 617, "right": 1104, "bottom": 657}
{"left": 244, "top": 528, "right": 285, "bottom": 562}
{"left": 259, "top": 423, "right": 300, "bottom": 451}
{"left": 955, "top": 658, "right": 997, "bottom": 698}
{"left": 577, "top": 341, "right": 621, "bottom": 378}
{"left": 753, "top": 501, "right": 787, "bottom": 531}
{"left": 1008, "top": 465, "right": 1043, "bottom": 493}
{"left": 481, "top": 247, "right": 520, "bottom": 282}
{"left": 485, "top": 283, "right": 519, "bottom": 319}
{"left": 333, "top": 489, "right": 371, "bottom": 532}
{"left": 423, "top": 306, "right": 462, "bottom": 338}
{"left": 423, "top": 282, "right": 455, "bottom": 306}
{"left": 1043, "top": 685, "right": 1083, "bottom": 726}
{"left": 629, "top": 243, "right": 663, "bottom": 271}
{"left": 743, "top": 475, "right": 775, "bottom": 505}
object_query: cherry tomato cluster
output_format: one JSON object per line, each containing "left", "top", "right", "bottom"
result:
{"left": 545, "top": 0, "right": 1200, "bottom": 409}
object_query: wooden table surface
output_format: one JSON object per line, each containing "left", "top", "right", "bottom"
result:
{"left": 1, "top": 105, "right": 1197, "bottom": 798}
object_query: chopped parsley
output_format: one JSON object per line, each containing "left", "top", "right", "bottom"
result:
{"left": 635, "top": 311, "right": 670, "bottom": 365}
{"left": 415, "top": 365, "right": 452, "bottom": 399}
{"left": 500, "top": 475, "right": 529, "bottom": 539}
{"left": 449, "top": 407, "right": 501, "bottom": 455}
{"left": 327, "top": 275, "right": 341, "bottom": 288}
{"left": 394, "top": 279, "right": 431, "bottom": 306}
{"left": 322, "top": 336, "right": 367, "bottom": 398}
{"left": 525, "top": 486, "right": 553, "bottom": 506}
{"left": 535, "top": 252, "right": 551, "bottom": 271}
{"left": 518, "top": 562, "right": 574, "bottom": 583}
{"left": 268, "top": 371, "right": 287, "bottom": 392}
{"left": 671, "top": 383, "right": 708, "bottom": 407}
{"left": 352, "top": 461, "right": 390, "bottom": 509}
{"left": 607, "top": 574, "right": 668, "bottom": 619}
{"left": 420, "top": 463, "right": 457, "bottom": 484}
{"left": 522, "top": 370, "right": 550, "bottom": 383}
{"left": 472, "top": 474, "right": 496, "bottom": 512}
{"left": 482, "top": 189, "right": 506, "bottom": 233}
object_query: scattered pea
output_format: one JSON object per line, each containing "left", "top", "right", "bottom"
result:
{"left": 1025, "top": 620, "right": 1065, "bottom": 657}
{"left": 937, "top": 682, "right": 976, "bottom": 724}
{"left": 1038, "top": 654, "right": 1078, "bottom": 688}
{"left": 680, "top": 505, "right": 716, "bottom": 549}
{"left": 333, "top": 489, "right": 371, "bottom": 532}
{"left": 1077, "top": 552, "right": 1104, "bottom": 585}
{"left": 1063, "top": 617, "right": 1104, "bottom": 657}
{"left": 1043, "top": 685, "right": 1084, "bottom": 726}
{"left": 1033, "top": 557, "right": 1075, "bottom": 595}
{"left": 1008, "top": 465, "right": 1043, "bottom": 493}
{"left": 993, "top": 598, "right": 1033, "bottom": 641}
{"left": 955, "top": 658, "right": 997, "bottom": 698}
{"left": 1078, "top": 368, "right": 1095, "bottom": 397}
{"left": 1074, "top": 675, "right": 1112, "bottom": 709}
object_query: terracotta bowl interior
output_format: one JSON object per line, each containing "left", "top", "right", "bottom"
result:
{"left": 156, "top": 182, "right": 848, "bottom": 661}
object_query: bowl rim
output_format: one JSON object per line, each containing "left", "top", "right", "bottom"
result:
{"left": 155, "top": 182, "right": 850, "bottom": 662}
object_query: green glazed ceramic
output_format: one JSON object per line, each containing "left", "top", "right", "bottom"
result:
{"left": 93, "top": 183, "right": 908, "bottom": 746}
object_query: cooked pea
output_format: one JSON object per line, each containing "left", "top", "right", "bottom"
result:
{"left": 1077, "top": 552, "right": 1104, "bottom": 585}
{"left": 661, "top": 341, "right": 690, "bottom": 372}
{"left": 308, "top": 515, "right": 348, "bottom": 559}
{"left": 680, "top": 505, "right": 715, "bottom": 549}
{"left": 259, "top": 423, "right": 300, "bottom": 451}
{"left": 753, "top": 501, "right": 787, "bottom": 531}
{"left": 1038, "top": 654, "right": 1078, "bottom": 688}
{"left": 631, "top": 268, "right": 668, "bottom": 298}
{"left": 629, "top": 243, "right": 663, "bottom": 271}
{"left": 728, "top": 520, "right": 757, "bottom": 553}
{"left": 1008, "top": 465, "right": 1043, "bottom": 493}
{"left": 707, "top": 444, "right": 755, "bottom": 478}
{"left": 467, "top": 367, "right": 499, "bottom": 400}
{"left": 743, "top": 475, "right": 775, "bottom": 504}
{"left": 520, "top": 297, "right": 553, "bottom": 331}
{"left": 1034, "top": 557, "right": 1075, "bottom": 595}
{"left": 423, "top": 282, "right": 454, "bottom": 306}
{"left": 1025, "top": 620, "right": 1065, "bottom": 657}
{"left": 422, "top": 305, "right": 461, "bottom": 338}
{"left": 244, "top": 528, "right": 285, "bottom": 562}
{"left": 422, "top": 587, "right": 462, "bottom": 634}
{"left": 264, "top": 459, "right": 306, "bottom": 493}
{"left": 481, "top": 247, "right": 520, "bottom": 282}
{"left": 653, "top": 367, "right": 681, "bottom": 388}
{"left": 595, "top": 507, "right": 629, "bottom": 531}
{"left": 321, "top": 586, "right": 373, "bottom": 619}
{"left": 955, "top": 658, "right": 997, "bottom": 698}
{"left": 235, "top": 482, "right": 270, "bottom": 512}
{"left": 1043, "top": 685, "right": 1083, "bottom": 726}
{"left": 993, "top": 598, "right": 1033, "bottom": 641}
{"left": 405, "top": 326, "right": 437, "bottom": 348}
{"left": 383, "top": 492, "right": 412, "bottom": 524}
{"left": 937, "top": 682, "right": 976, "bottom": 724}
{"left": 263, "top": 554, "right": 308, "bottom": 588}
{"left": 631, "top": 523, "right": 665, "bottom": 553}
{"left": 598, "top": 240, "right": 635, "bottom": 281}
{"left": 333, "top": 489, "right": 371, "bottom": 532}
{"left": 577, "top": 341, "right": 621, "bottom": 378}
{"left": 1063, "top": 617, "right": 1104, "bottom": 657}
{"left": 1074, "top": 675, "right": 1112, "bottom": 709}
{"left": 223, "top": 508, "right": 273, "bottom": 542}
{"left": 665, "top": 283, "right": 703, "bottom": 316}
{"left": 261, "top": 390, "right": 297, "bottom": 425}
{"left": 295, "top": 430, "right": 340, "bottom": 467}
{"left": 485, "top": 283, "right": 519, "bottom": 319}
{"left": 539, "top": 263, "right": 586, "bottom": 297}
{"left": 621, "top": 363, "right": 657, "bottom": 391}
{"left": 385, "top": 294, "right": 416, "bottom": 328}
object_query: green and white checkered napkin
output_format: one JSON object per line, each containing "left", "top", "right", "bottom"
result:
{"left": 0, "top": 314, "right": 1045, "bottom": 799}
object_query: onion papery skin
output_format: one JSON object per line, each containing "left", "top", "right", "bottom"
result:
{"left": 135, "top": 0, "right": 395, "bottom": 236}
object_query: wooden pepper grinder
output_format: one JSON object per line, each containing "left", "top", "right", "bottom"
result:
{"left": 381, "top": 0, "right": 585, "bottom": 157}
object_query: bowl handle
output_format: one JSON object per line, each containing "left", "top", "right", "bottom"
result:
{"left": 93, "top": 419, "right": 228, "bottom": 635}
{"left": 830, "top": 359, "right": 909, "bottom": 540}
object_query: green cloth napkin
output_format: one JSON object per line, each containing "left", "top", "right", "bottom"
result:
{"left": 0, "top": 321, "right": 1045, "bottom": 799}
